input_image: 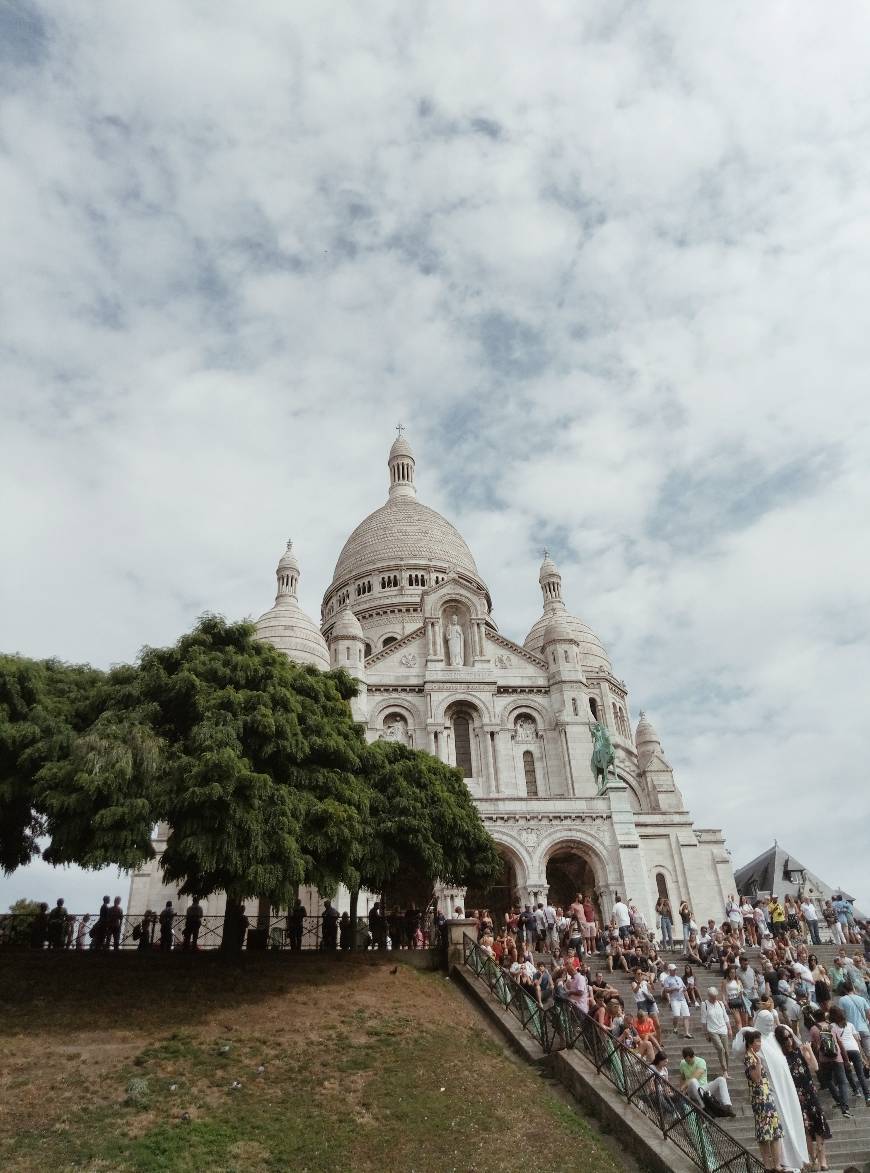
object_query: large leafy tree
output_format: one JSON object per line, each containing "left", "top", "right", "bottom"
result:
{"left": 1, "top": 617, "right": 500, "bottom": 949}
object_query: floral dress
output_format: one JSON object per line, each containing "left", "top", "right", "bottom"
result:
{"left": 783, "top": 1048, "right": 831, "bottom": 1140}
{"left": 744, "top": 1052, "right": 783, "bottom": 1143}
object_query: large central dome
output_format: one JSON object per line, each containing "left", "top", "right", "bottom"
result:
{"left": 332, "top": 495, "right": 479, "bottom": 583}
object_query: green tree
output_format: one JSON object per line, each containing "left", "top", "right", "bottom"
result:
{"left": 1, "top": 617, "right": 501, "bottom": 952}
{"left": 0, "top": 654, "right": 104, "bottom": 873}
{"left": 1, "top": 898, "right": 42, "bottom": 947}
{"left": 346, "top": 740, "right": 501, "bottom": 942}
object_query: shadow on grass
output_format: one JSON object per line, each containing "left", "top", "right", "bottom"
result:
{"left": 0, "top": 950, "right": 382, "bottom": 1036}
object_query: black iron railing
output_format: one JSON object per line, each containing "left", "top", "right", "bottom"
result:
{"left": 462, "top": 935, "right": 763, "bottom": 1173}
{"left": 0, "top": 911, "right": 435, "bottom": 952}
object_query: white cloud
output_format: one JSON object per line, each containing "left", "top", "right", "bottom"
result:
{"left": 2, "top": 1, "right": 869, "bottom": 910}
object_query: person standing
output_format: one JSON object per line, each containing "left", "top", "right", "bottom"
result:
{"left": 838, "top": 980, "right": 870, "bottom": 1059}
{"left": 660, "top": 963, "right": 693, "bottom": 1039}
{"left": 656, "top": 895, "right": 674, "bottom": 951}
{"left": 46, "top": 899, "right": 68, "bottom": 950}
{"left": 829, "top": 1006, "right": 870, "bottom": 1104}
{"left": 744, "top": 1011, "right": 809, "bottom": 1171}
{"left": 137, "top": 910, "right": 155, "bottom": 951}
{"left": 543, "top": 899, "right": 558, "bottom": 954}
{"left": 612, "top": 895, "right": 631, "bottom": 942}
{"left": 800, "top": 896, "right": 821, "bottom": 946}
{"left": 182, "top": 898, "right": 203, "bottom": 950}
{"left": 339, "top": 911, "right": 352, "bottom": 951}
{"left": 158, "top": 901, "right": 174, "bottom": 952}
{"left": 701, "top": 987, "right": 732, "bottom": 1075}
{"left": 741, "top": 1030, "right": 784, "bottom": 1171}
{"left": 809, "top": 1008, "right": 852, "bottom": 1119}
{"left": 75, "top": 913, "right": 91, "bottom": 951}
{"left": 106, "top": 897, "right": 124, "bottom": 950}
{"left": 773, "top": 1025, "right": 830, "bottom": 1173}
{"left": 29, "top": 903, "right": 49, "bottom": 950}
{"left": 565, "top": 966, "right": 589, "bottom": 1014}
{"left": 768, "top": 895, "right": 786, "bottom": 940}
{"left": 321, "top": 900, "right": 339, "bottom": 950}
{"left": 93, "top": 896, "right": 111, "bottom": 950}
{"left": 287, "top": 898, "right": 306, "bottom": 952}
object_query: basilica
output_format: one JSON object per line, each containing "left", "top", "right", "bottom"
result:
{"left": 129, "top": 433, "right": 736, "bottom": 930}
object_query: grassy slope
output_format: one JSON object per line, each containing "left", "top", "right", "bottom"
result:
{"left": 0, "top": 951, "right": 627, "bottom": 1173}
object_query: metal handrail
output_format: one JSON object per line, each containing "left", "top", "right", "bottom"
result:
{"left": 462, "top": 935, "right": 764, "bottom": 1173}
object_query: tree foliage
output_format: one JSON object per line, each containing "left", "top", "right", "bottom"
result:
{"left": 0, "top": 617, "right": 499, "bottom": 918}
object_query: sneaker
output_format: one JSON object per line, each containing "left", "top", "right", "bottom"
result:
{"left": 842, "top": 1108, "right": 852, "bottom": 1118}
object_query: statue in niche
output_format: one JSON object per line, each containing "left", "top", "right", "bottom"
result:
{"left": 515, "top": 716, "right": 537, "bottom": 742}
{"left": 381, "top": 715, "right": 409, "bottom": 745}
{"left": 445, "top": 613, "right": 464, "bottom": 666}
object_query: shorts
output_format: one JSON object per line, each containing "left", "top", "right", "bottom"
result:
{"left": 582, "top": 922, "right": 597, "bottom": 939}
{"left": 670, "top": 996, "right": 690, "bottom": 1018}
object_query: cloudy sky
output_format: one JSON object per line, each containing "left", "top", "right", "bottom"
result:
{"left": 2, "top": 1, "right": 869, "bottom": 912}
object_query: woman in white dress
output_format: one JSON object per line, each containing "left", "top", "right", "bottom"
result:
{"left": 734, "top": 1010, "right": 809, "bottom": 1171}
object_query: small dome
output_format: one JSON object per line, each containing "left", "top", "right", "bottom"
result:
{"left": 635, "top": 710, "right": 660, "bottom": 747}
{"left": 255, "top": 600, "right": 329, "bottom": 669}
{"left": 540, "top": 616, "right": 575, "bottom": 645}
{"left": 331, "top": 608, "right": 364, "bottom": 640}
{"left": 524, "top": 611, "right": 611, "bottom": 670}
{"left": 539, "top": 554, "right": 559, "bottom": 580}
{"left": 389, "top": 435, "right": 415, "bottom": 460}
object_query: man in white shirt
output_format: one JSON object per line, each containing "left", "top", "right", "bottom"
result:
{"left": 660, "top": 963, "right": 693, "bottom": 1038}
{"left": 700, "top": 987, "right": 732, "bottom": 1075}
{"left": 613, "top": 896, "right": 631, "bottom": 941}
{"left": 801, "top": 898, "right": 821, "bottom": 946}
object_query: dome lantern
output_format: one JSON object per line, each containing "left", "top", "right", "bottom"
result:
{"left": 539, "top": 550, "right": 563, "bottom": 612}
{"left": 276, "top": 539, "right": 300, "bottom": 600}
{"left": 388, "top": 423, "right": 416, "bottom": 500}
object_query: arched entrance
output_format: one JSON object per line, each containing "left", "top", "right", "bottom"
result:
{"left": 545, "top": 847, "right": 602, "bottom": 922}
{"left": 464, "top": 849, "right": 520, "bottom": 929}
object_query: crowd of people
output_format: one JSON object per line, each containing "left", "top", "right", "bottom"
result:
{"left": 467, "top": 889, "right": 870, "bottom": 1172}
{"left": 17, "top": 894, "right": 434, "bottom": 954}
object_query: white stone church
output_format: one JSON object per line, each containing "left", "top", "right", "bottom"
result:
{"left": 129, "top": 433, "right": 736, "bottom": 930}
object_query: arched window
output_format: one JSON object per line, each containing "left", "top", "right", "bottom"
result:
{"left": 656, "top": 874, "right": 671, "bottom": 904}
{"left": 345, "top": 647, "right": 350, "bottom": 661}
{"left": 382, "top": 636, "right": 397, "bottom": 649}
{"left": 589, "top": 697, "right": 598, "bottom": 720}
{"left": 358, "top": 648, "right": 362, "bottom": 663}
{"left": 572, "top": 697, "right": 579, "bottom": 716}
{"left": 381, "top": 577, "right": 386, "bottom": 589}
{"left": 421, "top": 576, "right": 426, "bottom": 587}
{"left": 523, "top": 751, "right": 538, "bottom": 797}
{"left": 364, "top": 642, "right": 372, "bottom": 658}
{"left": 563, "top": 649, "right": 569, "bottom": 663}
{"left": 453, "top": 715, "right": 473, "bottom": 779}
{"left": 408, "top": 575, "right": 414, "bottom": 586}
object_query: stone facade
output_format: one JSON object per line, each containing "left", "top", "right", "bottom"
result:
{"left": 129, "top": 433, "right": 735, "bottom": 929}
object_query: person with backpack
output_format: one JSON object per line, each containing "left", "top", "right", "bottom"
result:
{"left": 810, "top": 1007, "right": 852, "bottom": 1118}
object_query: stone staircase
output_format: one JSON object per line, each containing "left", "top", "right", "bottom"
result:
{"left": 599, "top": 941, "right": 870, "bottom": 1172}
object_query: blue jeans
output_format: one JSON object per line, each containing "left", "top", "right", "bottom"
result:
{"left": 807, "top": 919, "right": 821, "bottom": 945}
{"left": 660, "top": 916, "right": 673, "bottom": 948}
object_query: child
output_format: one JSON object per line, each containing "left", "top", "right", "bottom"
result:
{"left": 684, "top": 963, "right": 701, "bottom": 1006}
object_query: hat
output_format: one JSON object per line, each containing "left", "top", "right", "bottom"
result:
{"left": 668, "top": 963, "right": 676, "bottom": 970}
{"left": 708, "top": 986, "right": 719, "bottom": 996}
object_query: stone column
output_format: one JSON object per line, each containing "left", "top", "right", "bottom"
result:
{"left": 446, "top": 918, "right": 478, "bottom": 972}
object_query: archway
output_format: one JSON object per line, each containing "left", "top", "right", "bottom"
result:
{"left": 545, "top": 847, "right": 602, "bottom": 922}
{"left": 464, "top": 850, "right": 520, "bottom": 931}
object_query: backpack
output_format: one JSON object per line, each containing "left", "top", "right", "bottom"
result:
{"left": 818, "top": 1025, "right": 838, "bottom": 1061}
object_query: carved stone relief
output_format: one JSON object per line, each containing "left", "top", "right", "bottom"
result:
{"left": 399, "top": 653, "right": 417, "bottom": 667}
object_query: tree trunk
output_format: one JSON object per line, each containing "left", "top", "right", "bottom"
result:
{"left": 256, "top": 896, "right": 271, "bottom": 933}
{"left": 221, "top": 900, "right": 242, "bottom": 953}
{"left": 349, "top": 888, "right": 359, "bottom": 952}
